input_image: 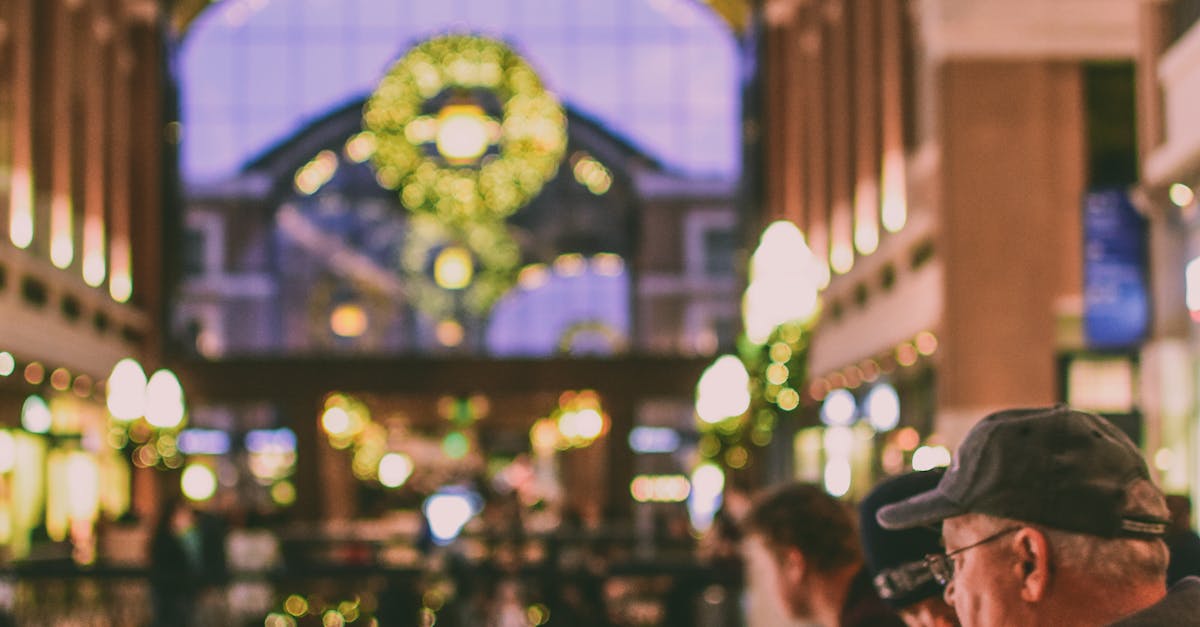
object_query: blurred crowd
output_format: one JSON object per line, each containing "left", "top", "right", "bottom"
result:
{"left": 8, "top": 403, "right": 1200, "bottom": 627}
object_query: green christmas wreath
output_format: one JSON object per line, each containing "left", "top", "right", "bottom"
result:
{"left": 364, "top": 34, "right": 567, "bottom": 224}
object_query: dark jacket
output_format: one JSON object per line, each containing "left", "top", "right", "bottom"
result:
{"left": 1108, "top": 576, "right": 1200, "bottom": 626}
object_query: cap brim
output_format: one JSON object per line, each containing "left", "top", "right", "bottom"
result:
{"left": 876, "top": 487, "right": 965, "bottom": 530}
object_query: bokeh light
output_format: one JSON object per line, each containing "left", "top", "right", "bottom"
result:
{"left": 433, "top": 246, "right": 474, "bottom": 290}
{"left": 912, "top": 445, "right": 952, "bottom": 471}
{"left": 820, "top": 389, "right": 857, "bottom": 427}
{"left": 423, "top": 490, "right": 477, "bottom": 545}
{"left": 330, "top": 304, "right": 368, "bottom": 338}
{"left": 321, "top": 406, "right": 351, "bottom": 437}
{"left": 630, "top": 474, "right": 691, "bottom": 503}
{"left": 378, "top": 452, "right": 414, "bottom": 488}
{"left": 695, "top": 355, "right": 750, "bottom": 424}
{"left": 21, "top": 395, "right": 52, "bottom": 434}
{"left": 145, "top": 369, "right": 185, "bottom": 429}
{"left": 181, "top": 464, "right": 218, "bottom": 501}
{"left": 106, "top": 358, "right": 147, "bottom": 421}
{"left": 824, "top": 458, "right": 852, "bottom": 497}
{"left": 1170, "top": 182, "right": 1195, "bottom": 208}
{"left": 687, "top": 463, "right": 725, "bottom": 533}
{"left": 864, "top": 383, "right": 900, "bottom": 432}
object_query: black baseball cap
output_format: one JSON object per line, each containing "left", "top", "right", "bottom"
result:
{"left": 859, "top": 469, "right": 946, "bottom": 608}
{"left": 877, "top": 405, "right": 1170, "bottom": 538}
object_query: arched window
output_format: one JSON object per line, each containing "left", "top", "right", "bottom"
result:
{"left": 173, "top": 0, "right": 741, "bottom": 358}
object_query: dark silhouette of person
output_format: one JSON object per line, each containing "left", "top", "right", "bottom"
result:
{"left": 149, "top": 497, "right": 228, "bottom": 627}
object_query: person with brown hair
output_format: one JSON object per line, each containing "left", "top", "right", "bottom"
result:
{"left": 743, "top": 482, "right": 904, "bottom": 627}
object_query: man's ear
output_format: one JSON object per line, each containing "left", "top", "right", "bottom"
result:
{"left": 1011, "top": 527, "right": 1051, "bottom": 602}
{"left": 782, "top": 546, "right": 807, "bottom": 587}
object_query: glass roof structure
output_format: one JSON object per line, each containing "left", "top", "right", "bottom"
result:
{"left": 178, "top": 0, "right": 742, "bottom": 183}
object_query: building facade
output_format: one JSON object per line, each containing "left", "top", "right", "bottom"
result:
{"left": 0, "top": 0, "right": 170, "bottom": 559}
{"left": 759, "top": 0, "right": 1144, "bottom": 491}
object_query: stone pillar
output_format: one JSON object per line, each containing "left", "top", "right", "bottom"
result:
{"left": 935, "top": 60, "right": 1087, "bottom": 445}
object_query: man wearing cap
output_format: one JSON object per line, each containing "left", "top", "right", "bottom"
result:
{"left": 859, "top": 469, "right": 959, "bottom": 627}
{"left": 877, "top": 405, "right": 1200, "bottom": 626}
{"left": 743, "top": 482, "right": 905, "bottom": 626}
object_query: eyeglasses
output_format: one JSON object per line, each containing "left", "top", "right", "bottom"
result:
{"left": 873, "top": 558, "right": 937, "bottom": 600}
{"left": 924, "top": 526, "right": 1022, "bottom": 586}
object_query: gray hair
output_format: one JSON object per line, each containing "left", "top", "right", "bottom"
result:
{"left": 963, "top": 513, "right": 1168, "bottom": 585}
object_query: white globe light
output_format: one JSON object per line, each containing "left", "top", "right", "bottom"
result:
{"left": 820, "top": 389, "right": 857, "bottom": 427}
{"left": 749, "top": 221, "right": 812, "bottom": 283}
{"left": 690, "top": 463, "right": 726, "bottom": 500}
{"left": 378, "top": 453, "right": 414, "bottom": 488}
{"left": 865, "top": 383, "right": 901, "bottom": 432}
{"left": 824, "top": 458, "right": 852, "bottom": 497}
{"left": 145, "top": 369, "right": 185, "bottom": 429}
{"left": 436, "top": 110, "right": 490, "bottom": 163}
{"left": 433, "top": 246, "right": 473, "bottom": 290}
{"left": 106, "top": 358, "right": 147, "bottom": 421}
{"left": 741, "top": 221, "right": 821, "bottom": 345}
{"left": 695, "top": 355, "right": 750, "bottom": 424}
{"left": 573, "top": 408, "right": 605, "bottom": 440}
{"left": 21, "top": 395, "right": 52, "bottom": 434}
{"left": 321, "top": 406, "right": 351, "bottom": 436}
{"left": 181, "top": 464, "right": 218, "bottom": 501}
{"left": 423, "top": 492, "right": 476, "bottom": 545}
{"left": 741, "top": 280, "right": 818, "bottom": 344}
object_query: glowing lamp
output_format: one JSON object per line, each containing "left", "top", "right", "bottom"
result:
{"left": 378, "top": 452, "right": 414, "bottom": 488}
{"left": 820, "top": 389, "right": 857, "bottom": 427}
{"left": 145, "top": 369, "right": 185, "bottom": 429}
{"left": 433, "top": 246, "right": 473, "bottom": 290}
{"left": 742, "top": 221, "right": 821, "bottom": 344}
{"left": 330, "top": 303, "right": 368, "bottom": 338}
{"left": 695, "top": 355, "right": 750, "bottom": 424}
{"left": 1170, "top": 183, "right": 1194, "bottom": 208}
{"left": 864, "top": 383, "right": 900, "bottom": 432}
{"left": 912, "top": 445, "right": 952, "bottom": 471}
{"left": 824, "top": 458, "right": 852, "bottom": 497}
{"left": 106, "top": 358, "right": 147, "bottom": 421}
{"left": 181, "top": 464, "right": 217, "bottom": 501}
{"left": 435, "top": 104, "right": 493, "bottom": 165}
{"left": 21, "top": 395, "right": 52, "bottom": 434}
{"left": 321, "top": 407, "right": 351, "bottom": 436}
{"left": 423, "top": 490, "right": 478, "bottom": 545}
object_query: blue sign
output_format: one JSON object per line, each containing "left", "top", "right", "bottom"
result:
{"left": 1083, "top": 189, "right": 1148, "bottom": 349}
